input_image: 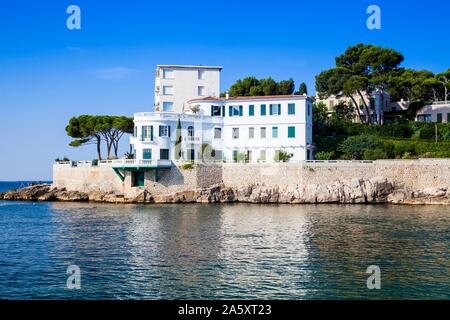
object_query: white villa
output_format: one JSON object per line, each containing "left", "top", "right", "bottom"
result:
{"left": 130, "top": 65, "right": 314, "bottom": 165}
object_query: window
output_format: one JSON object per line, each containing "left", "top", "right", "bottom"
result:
{"left": 198, "top": 69, "right": 205, "bottom": 80}
{"left": 214, "top": 127, "right": 222, "bottom": 139}
{"left": 133, "top": 126, "right": 137, "bottom": 138}
{"left": 163, "top": 69, "right": 173, "bottom": 79}
{"left": 260, "top": 127, "right": 266, "bottom": 139}
{"left": 437, "top": 113, "right": 443, "bottom": 123}
{"left": 259, "top": 150, "right": 266, "bottom": 161}
{"left": 213, "top": 150, "right": 223, "bottom": 161}
{"left": 270, "top": 104, "right": 281, "bottom": 115}
{"left": 142, "top": 126, "right": 153, "bottom": 141}
{"left": 417, "top": 114, "right": 432, "bottom": 122}
{"left": 188, "top": 126, "right": 194, "bottom": 137}
{"left": 272, "top": 127, "right": 278, "bottom": 138}
{"left": 159, "top": 125, "right": 170, "bottom": 137}
{"left": 232, "top": 128, "right": 239, "bottom": 139}
{"left": 211, "top": 105, "right": 221, "bottom": 116}
{"left": 163, "top": 102, "right": 173, "bottom": 111}
{"left": 160, "top": 149, "right": 169, "bottom": 160}
{"left": 261, "top": 104, "right": 266, "bottom": 116}
{"left": 288, "top": 126, "right": 296, "bottom": 138}
{"left": 163, "top": 85, "right": 173, "bottom": 95}
{"left": 232, "top": 150, "right": 239, "bottom": 162}
{"left": 143, "top": 149, "right": 152, "bottom": 160}
{"left": 249, "top": 127, "right": 255, "bottom": 139}
{"left": 249, "top": 105, "right": 255, "bottom": 116}
{"left": 198, "top": 86, "right": 205, "bottom": 96}
{"left": 229, "top": 105, "right": 242, "bottom": 117}
{"left": 288, "top": 103, "right": 295, "bottom": 115}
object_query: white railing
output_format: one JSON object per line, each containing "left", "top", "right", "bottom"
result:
{"left": 109, "top": 159, "right": 172, "bottom": 167}
{"left": 432, "top": 101, "right": 450, "bottom": 105}
{"left": 184, "top": 136, "right": 201, "bottom": 143}
{"left": 55, "top": 159, "right": 172, "bottom": 168}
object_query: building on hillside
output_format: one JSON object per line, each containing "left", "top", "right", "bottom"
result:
{"left": 416, "top": 102, "right": 450, "bottom": 123}
{"left": 154, "top": 65, "right": 222, "bottom": 113}
{"left": 315, "top": 90, "right": 409, "bottom": 124}
{"left": 130, "top": 65, "right": 314, "bottom": 167}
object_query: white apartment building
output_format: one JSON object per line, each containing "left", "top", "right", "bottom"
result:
{"left": 130, "top": 65, "right": 314, "bottom": 165}
{"left": 316, "top": 90, "right": 409, "bottom": 124}
{"left": 154, "top": 65, "right": 222, "bottom": 113}
{"left": 416, "top": 102, "right": 450, "bottom": 123}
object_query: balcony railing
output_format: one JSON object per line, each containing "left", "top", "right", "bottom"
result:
{"left": 432, "top": 101, "right": 450, "bottom": 105}
{"left": 54, "top": 159, "right": 172, "bottom": 168}
{"left": 184, "top": 136, "right": 201, "bottom": 143}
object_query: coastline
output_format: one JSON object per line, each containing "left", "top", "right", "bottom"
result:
{"left": 1, "top": 179, "right": 449, "bottom": 205}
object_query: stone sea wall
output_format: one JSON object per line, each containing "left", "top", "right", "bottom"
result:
{"left": 6, "top": 159, "right": 447, "bottom": 205}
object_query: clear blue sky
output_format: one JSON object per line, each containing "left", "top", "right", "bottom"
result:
{"left": 0, "top": 0, "right": 449, "bottom": 180}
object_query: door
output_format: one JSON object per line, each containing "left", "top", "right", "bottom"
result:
{"left": 133, "top": 171, "right": 145, "bottom": 187}
{"left": 247, "top": 150, "right": 252, "bottom": 162}
{"left": 188, "top": 149, "right": 195, "bottom": 161}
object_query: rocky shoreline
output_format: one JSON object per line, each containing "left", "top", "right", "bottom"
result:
{"left": 1, "top": 176, "right": 449, "bottom": 205}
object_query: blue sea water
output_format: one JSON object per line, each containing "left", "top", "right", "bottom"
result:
{"left": 0, "top": 181, "right": 52, "bottom": 193}
{"left": 0, "top": 192, "right": 449, "bottom": 299}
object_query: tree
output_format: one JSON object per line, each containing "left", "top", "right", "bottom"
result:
{"left": 65, "top": 115, "right": 133, "bottom": 160}
{"left": 227, "top": 77, "right": 295, "bottom": 96}
{"left": 110, "top": 116, "right": 134, "bottom": 157}
{"left": 388, "top": 69, "right": 434, "bottom": 102}
{"left": 277, "top": 78, "right": 295, "bottom": 95}
{"left": 66, "top": 115, "right": 104, "bottom": 160}
{"left": 436, "top": 69, "right": 450, "bottom": 102}
{"left": 312, "top": 102, "right": 328, "bottom": 129}
{"left": 174, "top": 118, "right": 182, "bottom": 161}
{"left": 337, "top": 135, "right": 383, "bottom": 160}
{"left": 297, "top": 82, "right": 308, "bottom": 95}
{"left": 316, "top": 43, "right": 404, "bottom": 124}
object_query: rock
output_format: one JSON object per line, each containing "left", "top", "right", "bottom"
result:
{"left": 0, "top": 178, "right": 447, "bottom": 205}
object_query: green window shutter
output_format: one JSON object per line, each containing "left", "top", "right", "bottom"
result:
{"left": 150, "top": 126, "right": 154, "bottom": 141}
{"left": 288, "top": 126, "right": 295, "bottom": 138}
{"left": 211, "top": 105, "right": 214, "bottom": 116}
{"left": 229, "top": 106, "right": 232, "bottom": 117}
{"left": 278, "top": 104, "right": 281, "bottom": 115}
{"left": 239, "top": 105, "right": 243, "bottom": 116}
{"left": 222, "top": 106, "right": 225, "bottom": 117}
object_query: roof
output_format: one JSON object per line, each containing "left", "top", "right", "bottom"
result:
{"left": 188, "top": 95, "right": 309, "bottom": 103}
{"left": 156, "top": 65, "right": 223, "bottom": 70}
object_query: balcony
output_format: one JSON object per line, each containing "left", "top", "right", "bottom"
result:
{"left": 108, "top": 159, "right": 172, "bottom": 169}
{"left": 184, "top": 136, "right": 201, "bottom": 143}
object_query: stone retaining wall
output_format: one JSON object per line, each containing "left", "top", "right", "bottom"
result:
{"left": 53, "top": 159, "right": 450, "bottom": 197}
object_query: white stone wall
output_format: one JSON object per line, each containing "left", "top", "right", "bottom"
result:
{"left": 53, "top": 159, "right": 450, "bottom": 198}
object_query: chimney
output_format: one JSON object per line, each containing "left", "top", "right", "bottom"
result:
{"left": 225, "top": 91, "right": 229, "bottom": 100}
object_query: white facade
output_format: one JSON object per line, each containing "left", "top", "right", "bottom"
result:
{"left": 416, "top": 102, "right": 450, "bottom": 123}
{"left": 316, "top": 90, "right": 408, "bottom": 124}
{"left": 131, "top": 95, "right": 313, "bottom": 163}
{"left": 131, "top": 65, "right": 314, "bottom": 164}
{"left": 154, "top": 65, "right": 222, "bottom": 113}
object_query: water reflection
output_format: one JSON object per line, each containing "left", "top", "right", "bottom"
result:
{"left": 0, "top": 202, "right": 448, "bottom": 299}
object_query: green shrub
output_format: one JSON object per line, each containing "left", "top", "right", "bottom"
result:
{"left": 363, "top": 149, "right": 388, "bottom": 160}
{"left": 314, "top": 151, "right": 335, "bottom": 160}
{"left": 180, "top": 161, "right": 195, "bottom": 170}
{"left": 274, "top": 150, "right": 292, "bottom": 162}
{"left": 91, "top": 159, "right": 99, "bottom": 166}
{"left": 337, "top": 135, "right": 384, "bottom": 160}
{"left": 402, "top": 152, "right": 414, "bottom": 159}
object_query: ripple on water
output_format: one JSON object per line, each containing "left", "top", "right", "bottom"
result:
{"left": 0, "top": 201, "right": 449, "bottom": 299}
